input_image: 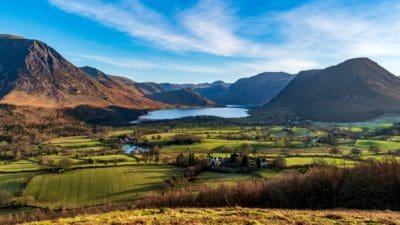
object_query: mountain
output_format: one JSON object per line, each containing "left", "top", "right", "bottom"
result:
{"left": 215, "top": 72, "right": 294, "bottom": 105}
{"left": 0, "top": 35, "right": 163, "bottom": 109}
{"left": 195, "top": 84, "right": 229, "bottom": 103}
{"left": 132, "top": 82, "right": 164, "bottom": 95}
{"left": 159, "top": 81, "right": 230, "bottom": 92}
{"left": 253, "top": 58, "right": 400, "bottom": 122}
{"left": 147, "top": 88, "right": 217, "bottom": 107}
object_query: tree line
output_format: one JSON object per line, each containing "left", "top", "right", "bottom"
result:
{"left": 137, "top": 159, "right": 400, "bottom": 210}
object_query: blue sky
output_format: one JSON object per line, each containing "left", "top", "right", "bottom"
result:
{"left": 0, "top": 0, "right": 399, "bottom": 83}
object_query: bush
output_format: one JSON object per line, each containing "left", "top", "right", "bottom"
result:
{"left": 171, "top": 134, "right": 202, "bottom": 145}
{"left": 272, "top": 156, "right": 287, "bottom": 168}
{"left": 0, "top": 190, "right": 12, "bottom": 206}
{"left": 137, "top": 160, "right": 400, "bottom": 210}
{"left": 184, "top": 165, "right": 202, "bottom": 180}
{"left": 58, "top": 158, "right": 74, "bottom": 170}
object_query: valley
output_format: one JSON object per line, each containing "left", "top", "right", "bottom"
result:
{"left": 0, "top": 116, "right": 399, "bottom": 222}
{"left": 1, "top": 30, "right": 400, "bottom": 224}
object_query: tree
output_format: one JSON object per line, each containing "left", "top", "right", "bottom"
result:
{"left": 14, "top": 150, "right": 22, "bottom": 160}
{"left": 329, "top": 147, "right": 342, "bottom": 157}
{"left": 188, "top": 153, "right": 196, "bottom": 166}
{"left": 0, "top": 190, "right": 12, "bottom": 206}
{"left": 369, "top": 145, "right": 381, "bottom": 155}
{"left": 58, "top": 158, "right": 74, "bottom": 170}
{"left": 239, "top": 143, "right": 251, "bottom": 157}
{"left": 272, "top": 156, "right": 287, "bottom": 169}
{"left": 176, "top": 153, "right": 188, "bottom": 167}
{"left": 350, "top": 148, "right": 362, "bottom": 158}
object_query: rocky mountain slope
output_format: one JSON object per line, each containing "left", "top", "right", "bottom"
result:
{"left": 146, "top": 88, "right": 216, "bottom": 107}
{"left": 0, "top": 34, "right": 163, "bottom": 109}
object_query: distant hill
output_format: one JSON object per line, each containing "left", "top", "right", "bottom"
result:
{"left": 253, "top": 58, "right": 400, "bottom": 122}
{"left": 159, "top": 81, "right": 230, "bottom": 92}
{"left": 0, "top": 34, "right": 164, "bottom": 109}
{"left": 215, "top": 72, "right": 294, "bottom": 105}
{"left": 195, "top": 84, "right": 229, "bottom": 103}
{"left": 147, "top": 88, "right": 217, "bottom": 107}
{"left": 132, "top": 82, "right": 164, "bottom": 95}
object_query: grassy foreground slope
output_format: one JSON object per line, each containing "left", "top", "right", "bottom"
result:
{"left": 23, "top": 208, "right": 400, "bottom": 225}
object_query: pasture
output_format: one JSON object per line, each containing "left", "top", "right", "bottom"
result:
{"left": 24, "top": 165, "right": 179, "bottom": 208}
{"left": 1, "top": 121, "right": 399, "bottom": 213}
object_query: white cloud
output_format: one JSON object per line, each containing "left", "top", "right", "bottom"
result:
{"left": 70, "top": 53, "right": 230, "bottom": 74}
{"left": 50, "top": 0, "right": 400, "bottom": 78}
{"left": 48, "top": 0, "right": 264, "bottom": 57}
{"left": 262, "top": 0, "right": 400, "bottom": 71}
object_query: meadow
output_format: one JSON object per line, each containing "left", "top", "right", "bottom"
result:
{"left": 24, "top": 165, "right": 178, "bottom": 208}
{"left": 0, "top": 120, "right": 400, "bottom": 213}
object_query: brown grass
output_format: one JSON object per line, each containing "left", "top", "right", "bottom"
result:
{"left": 20, "top": 208, "right": 400, "bottom": 225}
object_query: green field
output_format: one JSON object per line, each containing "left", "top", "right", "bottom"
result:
{"left": 285, "top": 157, "right": 357, "bottom": 167}
{"left": 0, "top": 160, "right": 43, "bottom": 172}
{"left": 0, "top": 172, "right": 40, "bottom": 194}
{"left": 355, "top": 139, "right": 400, "bottom": 150}
{"left": 0, "top": 122, "right": 399, "bottom": 213}
{"left": 195, "top": 171, "right": 260, "bottom": 187}
{"left": 24, "top": 165, "right": 179, "bottom": 208}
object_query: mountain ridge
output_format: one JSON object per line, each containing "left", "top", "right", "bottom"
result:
{"left": 0, "top": 35, "right": 164, "bottom": 109}
{"left": 253, "top": 58, "right": 400, "bottom": 122}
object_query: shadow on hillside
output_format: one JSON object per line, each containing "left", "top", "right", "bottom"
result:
{"left": 65, "top": 105, "right": 146, "bottom": 126}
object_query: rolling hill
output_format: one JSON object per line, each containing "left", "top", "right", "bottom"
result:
{"left": 253, "top": 58, "right": 400, "bottom": 122}
{"left": 146, "top": 88, "right": 217, "bottom": 107}
{"left": 0, "top": 34, "right": 163, "bottom": 109}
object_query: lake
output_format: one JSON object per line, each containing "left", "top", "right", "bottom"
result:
{"left": 137, "top": 106, "right": 249, "bottom": 121}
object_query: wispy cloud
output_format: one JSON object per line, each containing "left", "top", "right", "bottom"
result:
{"left": 49, "top": 0, "right": 263, "bottom": 57}
{"left": 50, "top": 0, "right": 400, "bottom": 78}
{"left": 70, "top": 53, "right": 233, "bottom": 74}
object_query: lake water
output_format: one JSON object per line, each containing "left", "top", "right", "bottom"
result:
{"left": 137, "top": 106, "right": 249, "bottom": 121}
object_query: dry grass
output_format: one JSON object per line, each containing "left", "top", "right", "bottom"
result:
{"left": 22, "top": 208, "right": 400, "bottom": 225}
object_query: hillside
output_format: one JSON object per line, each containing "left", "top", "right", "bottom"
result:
{"left": 216, "top": 72, "right": 294, "bottom": 105}
{"left": 253, "top": 58, "right": 400, "bottom": 122}
{"left": 147, "top": 88, "right": 217, "bottom": 107}
{"left": 194, "top": 81, "right": 230, "bottom": 103}
{"left": 0, "top": 35, "right": 163, "bottom": 109}
{"left": 132, "top": 82, "right": 164, "bottom": 95}
{"left": 21, "top": 208, "right": 400, "bottom": 225}
{"left": 158, "top": 82, "right": 228, "bottom": 91}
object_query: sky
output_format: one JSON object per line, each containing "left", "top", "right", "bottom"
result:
{"left": 0, "top": 0, "right": 399, "bottom": 83}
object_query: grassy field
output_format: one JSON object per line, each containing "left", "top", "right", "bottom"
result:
{"left": 0, "top": 172, "right": 40, "bottom": 194}
{"left": 1, "top": 122, "right": 399, "bottom": 213}
{"left": 194, "top": 171, "right": 260, "bottom": 187}
{"left": 355, "top": 139, "right": 400, "bottom": 150}
{"left": 0, "top": 160, "right": 43, "bottom": 172}
{"left": 24, "top": 165, "right": 179, "bottom": 208}
{"left": 285, "top": 157, "right": 358, "bottom": 167}
{"left": 22, "top": 208, "right": 400, "bottom": 225}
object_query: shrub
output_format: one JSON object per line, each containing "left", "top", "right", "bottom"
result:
{"left": 329, "top": 147, "right": 342, "bottom": 156}
{"left": 272, "top": 156, "right": 287, "bottom": 168}
{"left": 171, "top": 134, "right": 202, "bottom": 145}
{"left": 137, "top": 160, "right": 400, "bottom": 210}
{"left": 0, "top": 190, "right": 12, "bottom": 206}
{"left": 184, "top": 165, "right": 202, "bottom": 180}
{"left": 58, "top": 158, "right": 74, "bottom": 170}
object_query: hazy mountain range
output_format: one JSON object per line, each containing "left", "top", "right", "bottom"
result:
{"left": 2, "top": 34, "right": 400, "bottom": 122}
